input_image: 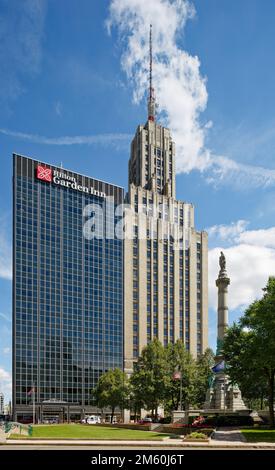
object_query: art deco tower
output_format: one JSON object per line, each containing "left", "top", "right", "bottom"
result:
{"left": 124, "top": 26, "right": 208, "bottom": 374}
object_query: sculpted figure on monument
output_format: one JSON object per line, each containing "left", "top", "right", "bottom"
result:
{"left": 219, "top": 251, "right": 226, "bottom": 273}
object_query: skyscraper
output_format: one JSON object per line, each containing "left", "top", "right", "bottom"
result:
{"left": 124, "top": 27, "right": 208, "bottom": 375}
{"left": 13, "top": 154, "right": 124, "bottom": 422}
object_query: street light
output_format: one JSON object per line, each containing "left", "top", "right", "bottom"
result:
{"left": 173, "top": 370, "right": 182, "bottom": 410}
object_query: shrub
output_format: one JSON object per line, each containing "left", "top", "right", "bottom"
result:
{"left": 186, "top": 432, "right": 208, "bottom": 440}
{"left": 196, "top": 428, "right": 214, "bottom": 437}
{"left": 167, "top": 424, "right": 214, "bottom": 432}
{"left": 204, "top": 415, "right": 253, "bottom": 427}
{"left": 169, "top": 423, "right": 185, "bottom": 428}
{"left": 160, "top": 416, "right": 171, "bottom": 424}
{"left": 167, "top": 427, "right": 189, "bottom": 435}
{"left": 203, "top": 415, "right": 217, "bottom": 426}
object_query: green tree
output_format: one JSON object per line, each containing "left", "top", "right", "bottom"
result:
{"left": 130, "top": 339, "right": 168, "bottom": 418}
{"left": 92, "top": 368, "right": 129, "bottom": 423}
{"left": 223, "top": 277, "right": 275, "bottom": 428}
{"left": 223, "top": 326, "right": 268, "bottom": 408}
{"left": 165, "top": 340, "right": 196, "bottom": 412}
{"left": 194, "top": 348, "right": 215, "bottom": 407}
{"left": 128, "top": 378, "right": 144, "bottom": 422}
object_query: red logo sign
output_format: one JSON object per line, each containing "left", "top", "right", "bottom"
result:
{"left": 36, "top": 165, "right": 52, "bottom": 182}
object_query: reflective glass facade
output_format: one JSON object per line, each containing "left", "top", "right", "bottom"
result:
{"left": 13, "top": 154, "right": 124, "bottom": 416}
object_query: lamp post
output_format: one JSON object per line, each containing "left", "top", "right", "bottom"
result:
{"left": 179, "top": 371, "right": 183, "bottom": 411}
{"left": 173, "top": 370, "right": 182, "bottom": 410}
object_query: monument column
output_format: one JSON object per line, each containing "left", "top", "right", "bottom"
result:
{"left": 216, "top": 251, "right": 230, "bottom": 353}
{"left": 204, "top": 251, "right": 247, "bottom": 412}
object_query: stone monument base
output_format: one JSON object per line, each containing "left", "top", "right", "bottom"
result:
{"left": 172, "top": 410, "right": 188, "bottom": 424}
{"left": 172, "top": 407, "right": 250, "bottom": 425}
{"left": 204, "top": 372, "right": 247, "bottom": 412}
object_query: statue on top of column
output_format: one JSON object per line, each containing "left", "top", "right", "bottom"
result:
{"left": 219, "top": 251, "right": 227, "bottom": 277}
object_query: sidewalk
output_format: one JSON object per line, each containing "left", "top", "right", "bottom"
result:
{"left": 212, "top": 427, "right": 246, "bottom": 443}
{"left": 2, "top": 438, "right": 275, "bottom": 449}
{"left": 0, "top": 429, "right": 5, "bottom": 444}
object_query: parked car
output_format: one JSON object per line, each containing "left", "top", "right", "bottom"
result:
{"left": 82, "top": 415, "right": 101, "bottom": 425}
{"left": 43, "top": 418, "right": 59, "bottom": 424}
{"left": 104, "top": 415, "right": 117, "bottom": 424}
{"left": 138, "top": 417, "right": 152, "bottom": 424}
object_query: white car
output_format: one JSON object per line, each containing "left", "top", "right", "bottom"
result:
{"left": 83, "top": 415, "right": 101, "bottom": 425}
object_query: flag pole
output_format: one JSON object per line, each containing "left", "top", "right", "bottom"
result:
{"left": 33, "top": 383, "right": 35, "bottom": 425}
{"left": 223, "top": 374, "right": 226, "bottom": 415}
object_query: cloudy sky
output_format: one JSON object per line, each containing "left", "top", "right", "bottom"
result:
{"left": 1, "top": 0, "right": 275, "bottom": 402}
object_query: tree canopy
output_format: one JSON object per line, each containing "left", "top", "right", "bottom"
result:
{"left": 92, "top": 341, "right": 215, "bottom": 421}
{"left": 92, "top": 368, "right": 129, "bottom": 423}
{"left": 223, "top": 277, "right": 275, "bottom": 427}
{"left": 129, "top": 339, "right": 168, "bottom": 418}
{"left": 130, "top": 339, "right": 214, "bottom": 417}
{"left": 164, "top": 340, "right": 197, "bottom": 412}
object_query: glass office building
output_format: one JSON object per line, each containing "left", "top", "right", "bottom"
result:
{"left": 13, "top": 154, "right": 124, "bottom": 422}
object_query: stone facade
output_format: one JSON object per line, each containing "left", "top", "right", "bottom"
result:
{"left": 124, "top": 119, "right": 208, "bottom": 374}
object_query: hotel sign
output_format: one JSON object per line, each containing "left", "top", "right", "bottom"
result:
{"left": 36, "top": 165, "right": 106, "bottom": 197}
{"left": 36, "top": 166, "right": 52, "bottom": 182}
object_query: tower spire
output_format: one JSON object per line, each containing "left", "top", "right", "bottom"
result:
{"left": 147, "top": 24, "right": 156, "bottom": 122}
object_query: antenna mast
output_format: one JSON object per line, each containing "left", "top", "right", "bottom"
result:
{"left": 147, "top": 24, "right": 156, "bottom": 122}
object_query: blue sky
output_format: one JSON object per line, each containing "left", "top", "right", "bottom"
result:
{"left": 1, "top": 0, "right": 275, "bottom": 402}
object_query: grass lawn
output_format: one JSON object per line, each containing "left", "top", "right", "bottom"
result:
{"left": 9, "top": 424, "right": 174, "bottom": 441}
{"left": 241, "top": 429, "right": 275, "bottom": 442}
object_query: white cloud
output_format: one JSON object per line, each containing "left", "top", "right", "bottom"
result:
{"left": 0, "top": 367, "right": 12, "bottom": 401}
{"left": 207, "top": 220, "right": 249, "bottom": 244}
{"left": 0, "top": 367, "right": 10, "bottom": 382}
{"left": 0, "top": 0, "right": 47, "bottom": 104}
{"left": 238, "top": 227, "right": 275, "bottom": 249}
{"left": 0, "top": 313, "right": 11, "bottom": 323}
{"left": 208, "top": 155, "right": 275, "bottom": 190}
{"left": 107, "top": 0, "right": 209, "bottom": 173}
{"left": 54, "top": 101, "right": 62, "bottom": 117}
{"left": 210, "top": 119, "right": 275, "bottom": 170}
{"left": 0, "top": 218, "right": 12, "bottom": 281}
{"left": 3, "top": 348, "right": 10, "bottom": 355}
{"left": 107, "top": 0, "right": 275, "bottom": 189}
{"left": 208, "top": 222, "right": 275, "bottom": 311}
{"left": 0, "top": 128, "right": 131, "bottom": 146}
